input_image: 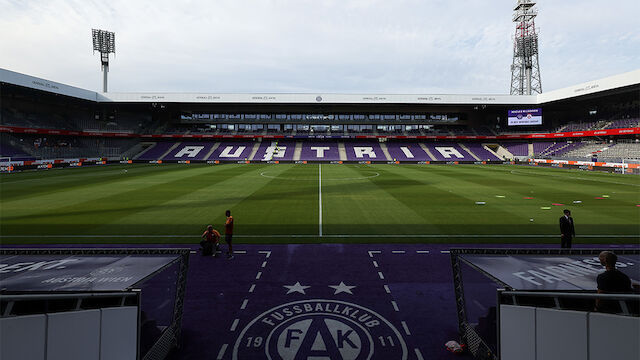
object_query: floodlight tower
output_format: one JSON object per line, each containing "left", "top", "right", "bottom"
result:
{"left": 92, "top": 29, "right": 115, "bottom": 93}
{"left": 510, "top": 0, "right": 542, "bottom": 95}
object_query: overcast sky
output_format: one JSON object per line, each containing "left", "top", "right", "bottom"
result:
{"left": 1, "top": 0, "right": 638, "bottom": 94}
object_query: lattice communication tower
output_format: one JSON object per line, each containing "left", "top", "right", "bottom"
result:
{"left": 510, "top": 0, "right": 542, "bottom": 95}
{"left": 92, "top": 29, "right": 115, "bottom": 93}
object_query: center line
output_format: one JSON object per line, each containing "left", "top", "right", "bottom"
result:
{"left": 319, "top": 163, "right": 322, "bottom": 237}
{"left": 240, "top": 299, "right": 248, "bottom": 310}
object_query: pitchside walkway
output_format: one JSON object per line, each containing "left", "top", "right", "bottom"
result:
{"left": 180, "top": 243, "right": 470, "bottom": 360}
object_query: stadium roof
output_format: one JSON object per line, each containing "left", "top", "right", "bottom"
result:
{"left": 1, "top": 67, "right": 638, "bottom": 105}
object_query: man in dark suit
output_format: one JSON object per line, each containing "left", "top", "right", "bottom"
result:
{"left": 559, "top": 209, "right": 575, "bottom": 248}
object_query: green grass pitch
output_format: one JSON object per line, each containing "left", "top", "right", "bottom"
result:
{"left": 1, "top": 163, "right": 638, "bottom": 244}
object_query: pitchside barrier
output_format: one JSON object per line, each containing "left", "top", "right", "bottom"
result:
{"left": 1, "top": 158, "right": 511, "bottom": 172}
{"left": 529, "top": 158, "right": 640, "bottom": 174}
{"left": 4, "top": 158, "right": 640, "bottom": 173}
{"left": 0, "top": 248, "right": 190, "bottom": 360}
{"left": 450, "top": 248, "right": 640, "bottom": 360}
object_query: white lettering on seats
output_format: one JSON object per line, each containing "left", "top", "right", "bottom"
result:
{"left": 263, "top": 146, "right": 287, "bottom": 161}
{"left": 174, "top": 146, "right": 205, "bottom": 158}
{"left": 310, "top": 147, "right": 330, "bottom": 158}
{"left": 400, "top": 147, "right": 414, "bottom": 158}
{"left": 353, "top": 147, "right": 376, "bottom": 158}
{"left": 219, "top": 146, "right": 246, "bottom": 158}
{"left": 435, "top": 147, "right": 464, "bottom": 159}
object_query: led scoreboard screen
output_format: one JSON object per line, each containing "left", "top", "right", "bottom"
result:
{"left": 508, "top": 108, "right": 542, "bottom": 126}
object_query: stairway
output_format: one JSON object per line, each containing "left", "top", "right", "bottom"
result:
{"left": 338, "top": 142, "right": 348, "bottom": 161}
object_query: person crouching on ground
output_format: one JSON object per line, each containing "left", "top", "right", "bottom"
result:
{"left": 200, "top": 225, "right": 221, "bottom": 256}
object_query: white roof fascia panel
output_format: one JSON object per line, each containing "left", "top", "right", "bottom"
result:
{"left": 0, "top": 68, "right": 98, "bottom": 101}
{"left": 537, "top": 69, "right": 640, "bottom": 104}
{"left": 99, "top": 92, "right": 537, "bottom": 105}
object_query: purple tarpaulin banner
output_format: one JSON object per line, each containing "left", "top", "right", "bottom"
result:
{"left": 0, "top": 255, "right": 178, "bottom": 291}
{"left": 508, "top": 108, "right": 543, "bottom": 126}
{"left": 460, "top": 254, "right": 640, "bottom": 290}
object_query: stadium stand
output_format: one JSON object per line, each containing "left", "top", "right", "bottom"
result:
{"left": 502, "top": 142, "right": 529, "bottom": 157}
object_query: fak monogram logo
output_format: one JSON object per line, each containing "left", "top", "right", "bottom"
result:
{"left": 233, "top": 299, "right": 407, "bottom": 360}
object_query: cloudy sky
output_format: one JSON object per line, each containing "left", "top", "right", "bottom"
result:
{"left": 1, "top": 0, "right": 638, "bottom": 94}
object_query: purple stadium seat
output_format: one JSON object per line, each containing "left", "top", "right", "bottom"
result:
{"left": 422, "top": 143, "right": 476, "bottom": 161}
{"left": 207, "top": 142, "right": 254, "bottom": 161}
{"left": 163, "top": 142, "right": 217, "bottom": 161}
{"left": 344, "top": 142, "right": 386, "bottom": 161}
{"left": 136, "top": 142, "right": 176, "bottom": 160}
{"left": 464, "top": 143, "right": 501, "bottom": 161}
{"left": 386, "top": 143, "right": 430, "bottom": 161}
{"left": 252, "top": 141, "right": 295, "bottom": 161}
{"left": 299, "top": 142, "right": 340, "bottom": 161}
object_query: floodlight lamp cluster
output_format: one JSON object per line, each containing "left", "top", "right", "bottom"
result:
{"left": 92, "top": 29, "right": 115, "bottom": 64}
{"left": 91, "top": 29, "right": 115, "bottom": 93}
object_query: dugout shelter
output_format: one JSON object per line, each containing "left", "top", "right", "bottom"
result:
{"left": 0, "top": 248, "right": 190, "bottom": 360}
{"left": 450, "top": 248, "right": 640, "bottom": 360}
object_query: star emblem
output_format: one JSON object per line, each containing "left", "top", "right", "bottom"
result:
{"left": 329, "top": 281, "right": 356, "bottom": 295}
{"left": 283, "top": 282, "right": 310, "bottom": 295}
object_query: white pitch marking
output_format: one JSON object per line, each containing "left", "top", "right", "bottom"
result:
{"left": 415, "top": 348, "right": 425, "bottom": 360}
{"left": 258, "top": 250, "right": 271, "bottom": 258}
{"left": 440, "top": 250, "right": 451, "bottom": 254}
{"left": 368, "top": 250, "right": 382, "bottom": 257}
{"left": 249, "top": 284, "right": 256, "bottom": 293}
{"left": 391, "top": 301, "right": 399, "bottom": 311}
{"left": 240, "top": 299, "right": 248, "bottom": 310}
{"left": 3, "top": 234, "right": 636, "bottom": 238}
{"left": 319, "top": 163, "right": 322, "bottom": 237}
{"left": 392, "top": 250, "right": 406, "bottom": 254}
{"left": 416, "top": 250, "right": 430, "bottom": 254}
{"left": 373, "top": 261, "right": 379, "bottom": 268}
{"left": 216, "top": 344, "right": 228, "bottom": 360}
{"left": 401, "top": 321, "right": 411, "bottom": 335}
{"left": 261, "top": 261, "right": 267, "bottom": 268}
{"left": 384, "top": 285, "right": 391, "bottom": 294}
{"left": 235, "top": 250, "right": 247, "bottom": 254}
{"left": 378, "top": 272, "right": 385, "bottom": 280}
{"left": 256, "top": 272, "right": 262, "bottom": 280}
{"left": 189, "top": 251, "right": 196, "bottom": 254}
{"left": 260, "top": 170, "right": 379, "bottom": 181}
{"left": 230, "top": 319, "right": 239, "bottom": 332}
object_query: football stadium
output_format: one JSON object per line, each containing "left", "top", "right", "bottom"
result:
{"left": 1, "top": 1, "right": 639, "bottom": 360}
